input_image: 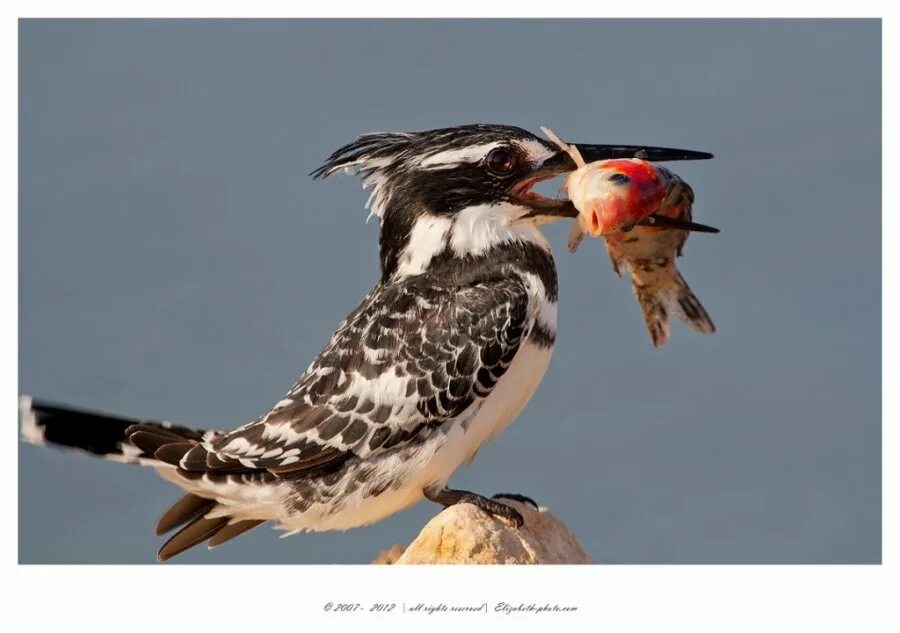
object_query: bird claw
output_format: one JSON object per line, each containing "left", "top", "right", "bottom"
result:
{"left": 461, "top": 493, "right": 524, "bottom": 528}
{"left": 424, "top": 487, "right": 526, "bottom": 528}
{"left": 484, "top": 500, "right": 524, "bottom": 528}
{"left": 492, "top": 492, "right": 539, "bottom": 510}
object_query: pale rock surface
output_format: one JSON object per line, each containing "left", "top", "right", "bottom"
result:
{"left": 374, "top": 501, "right": 591, "bottom": 564}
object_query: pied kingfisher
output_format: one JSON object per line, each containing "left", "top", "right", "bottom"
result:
{"left": 20, "top": 124, "right": 712, "bottom": 560}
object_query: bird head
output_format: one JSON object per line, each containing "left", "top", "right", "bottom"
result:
{"left": 312, "top": 124, "right": 711, "bottom": 280}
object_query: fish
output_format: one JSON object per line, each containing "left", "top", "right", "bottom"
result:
{"left": 599, "top": 176, "right": 716, "bottom": 347}
{"left": 564, "top": 157, "right": 674, "bottom": 247}
{"left": 541, "top": 126, "right": 717, "bottom": 347}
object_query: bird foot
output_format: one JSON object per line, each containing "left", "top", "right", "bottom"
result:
{"left": 492, "top": 492, "right": 539, "bottom": 510}
{"left": 424, "top": 487, "right": 524, "bottom": 528}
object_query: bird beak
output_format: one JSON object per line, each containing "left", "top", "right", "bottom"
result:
{"left": 571, "top": 143, "right": 714, "bottom": 163}
{"left": 538, "top": 142, "right": 714, "bottom": 174}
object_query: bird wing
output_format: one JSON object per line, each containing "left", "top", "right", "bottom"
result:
{"left": 151, "top": 276, "right": 532, "bottom": 477}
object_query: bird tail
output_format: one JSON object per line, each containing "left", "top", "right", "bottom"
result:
{"left": 20, "top": 396, "right": 270, "bottom": 560}
{"left": 19, "top": 395, "right": 208, "bottom": 466}
{"left": 631, "top": 271, "right": 715, "bottom": 347}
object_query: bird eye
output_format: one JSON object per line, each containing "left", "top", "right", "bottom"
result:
{"left": 486, "top": 148, "right": 516, "bottom": 175}
{"left": 609, "top": 173, "right": 631, "bottom": 185}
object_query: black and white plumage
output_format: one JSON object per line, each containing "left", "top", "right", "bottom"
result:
{"left": 20, "top": 124, "right": 712, "bottom": 560}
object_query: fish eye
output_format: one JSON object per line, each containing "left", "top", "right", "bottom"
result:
{"left": 486, "top": 148, "right": 516, "bottom": 175}
{"left": 609, "top": 173, "right": 631, "bottom": 185}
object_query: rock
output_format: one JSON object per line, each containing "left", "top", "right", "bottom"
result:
{"left": 374, "top": 500, "right": 591, "bottom": 564}
{"left": 372, "top": 544, "right": 405, "bottom": 564}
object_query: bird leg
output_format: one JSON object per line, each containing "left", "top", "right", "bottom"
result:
{"left": 424, "top": 486, "right": 524, "bottom": 527}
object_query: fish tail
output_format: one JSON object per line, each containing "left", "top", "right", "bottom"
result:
{"left": 632, "top": 281, "right": 672, "bottom": 347}
{"left": 632, "top": 271, "right": 715, "bottom": 347}
{"left": 670, "top": 272, "right": 716, "bottom": 336}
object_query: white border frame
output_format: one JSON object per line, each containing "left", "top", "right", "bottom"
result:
{"left": 4, "top": 4, "right": 895, "bottom": 632}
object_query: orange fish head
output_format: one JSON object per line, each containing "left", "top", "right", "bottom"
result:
{"left": 568, "top": 159, "right": 668, "bottom": 236}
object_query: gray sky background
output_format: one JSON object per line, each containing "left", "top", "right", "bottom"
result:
{"left": 18, "top": 19, "right": 880, "bottom": 564}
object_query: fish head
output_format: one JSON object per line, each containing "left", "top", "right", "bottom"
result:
{"left": 567, "top": 159, "right": 669, "bottom": 236}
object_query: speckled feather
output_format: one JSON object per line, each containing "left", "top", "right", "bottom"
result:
{"left": 171, "top": 274, "right": 534, "bottom": 475}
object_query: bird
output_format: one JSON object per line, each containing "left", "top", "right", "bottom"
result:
{"left": 19, "top": 124, "right": 713, "bottom": 561}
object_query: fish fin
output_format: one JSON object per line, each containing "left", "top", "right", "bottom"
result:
{"left": 556, "top": 180, "right": 568, "bottom": 200}
{"left": 541, "top": 126, "right": 585, "bottom": 168}
{"left": 568, "top": 222, "right": 586, "bottom": 253}
{"left": 632, "top": 271, "right": 715, "bottom": 347}
{"left": 669, "top": 272, "right": 716, "bottom": 335}
{"left": 605, "top": 242, "right": 623, "bottom": 277}
{"left": 569, "top": 144, "right": 586, "bottom": 167}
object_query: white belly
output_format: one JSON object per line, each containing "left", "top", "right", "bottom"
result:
{"left": 422, "top": 339, "right": 553, "bottom": 479}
